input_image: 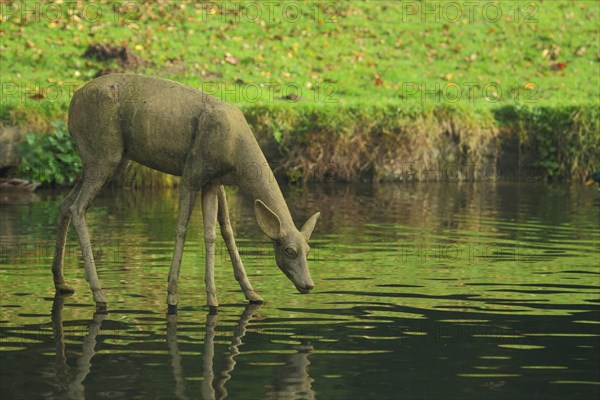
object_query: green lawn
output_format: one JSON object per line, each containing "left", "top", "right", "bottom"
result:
{"left": 2, "top": 1, "right": 598, "bottom": 116}
{"left": 1, "top": 1, "right": 598, "bottom": 183}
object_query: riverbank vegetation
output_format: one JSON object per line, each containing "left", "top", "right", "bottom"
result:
{"left": 1, "top": 1, "right": 598, "bottom": 185}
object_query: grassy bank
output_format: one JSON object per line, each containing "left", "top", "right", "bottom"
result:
{"left": 14, "top": 102, "right": 598, "bottom": 185}
{"left": 1, "top": 1, "right": 599, "bottom": 185}
{"left": 244, "top": 102, "right": 599, "bottom": 182}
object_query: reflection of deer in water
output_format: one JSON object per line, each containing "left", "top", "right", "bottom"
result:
{"left": 51, "top": 295, "right": 106, "bottom": 400}
{"left": 51, "top": 298, "right": 314, "bottom": 399}
{"left": 167, "top": 304, "right": 315, "bottom": 400}
{"left": 265, "top": 342, "right": 315, "bottom": 400}
{"left": 167, "top": 304, "right": 261, "bottom": 400}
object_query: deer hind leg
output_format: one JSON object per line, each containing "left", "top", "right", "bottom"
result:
{"left": 217, "top": 186, "right": 263, "bottom": 303}
{"left": 70, "top": 157, "right": 123, "bottom": 310}
{"left": 166, "top": 182, "right": 197, "bottom": 312}
{"left": 52, "top": 178, "right": 83, "bottom": 293}
{"left": 202, "top": 184, "right": 220, "bottom": 310}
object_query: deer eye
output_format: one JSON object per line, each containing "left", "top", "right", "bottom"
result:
{"left": 284, "top": 248, "right": 298, "bottom": 259}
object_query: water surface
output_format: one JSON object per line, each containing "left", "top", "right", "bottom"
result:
{"left": 1, "top": 183, "right": 599, "bottom": 399}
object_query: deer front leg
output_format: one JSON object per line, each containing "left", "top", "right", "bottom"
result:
{"left": 217, "top": 186, "right": 263, "bottom": 303}
{"left": 166, "top": 183, "right": 197, "bottom": 312}
{"left": 52, "top": 179, "right": 82, "bottom": 294}
{"left": 202, "top": 184, "right": 220, "bottom": 310}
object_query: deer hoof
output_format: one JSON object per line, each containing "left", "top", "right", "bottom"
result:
{"left": 92, "top": 289, "right": 107, "bottom": 304}
{"left": 208, "top": 306, "right": 218, "bottom": 315}
{"left": 96, "top": 302, "right": 108, "bottom": 313}
{"left": 167, "top": 293, "right": 178, "bottom": 306}
{"left": 55, "top": 282, "right": 75, "bottom": 294}
{"left": 206, "top": 292, "right": 219, "bottom": 308}
{"left": 167, "top": 304, "right": 178, "bottom": 315}
{"left": 246, "top": 291, "right": 264, "bottom": 303}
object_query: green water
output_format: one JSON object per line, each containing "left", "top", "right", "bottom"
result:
{"left": 1, "top": 183, "right": 599, "bottom": 399}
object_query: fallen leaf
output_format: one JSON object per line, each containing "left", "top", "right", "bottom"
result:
{"left": 550, "top": 62, "right": 567, "bottom": 71}
{"left": 224, "top": 53, "right": 239, "bottom": 64}
{"left": 351, "top": 51, "right": 364, "bottom": 62}
{"left": 523, "top": 82, "right": 535, "bottom": 90}
{"left": 542, "top": 45, "right": 561, "bottom": 60}
{"left": 374, "top": 74, "right": 383, "bottom": 86}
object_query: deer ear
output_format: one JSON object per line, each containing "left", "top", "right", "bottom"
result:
{"left": 255, "top": 200, "right": 282, "bottom": 240}
{"left": 301, "top": 212, "right": 320, "bottom": 241}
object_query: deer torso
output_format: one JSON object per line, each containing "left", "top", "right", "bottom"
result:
{"left": 69, "top": 73, "right": 244, "bottom": 177}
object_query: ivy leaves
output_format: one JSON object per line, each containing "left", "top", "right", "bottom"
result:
{"left": 18, "top": 121, "right": 82, "bottom": 186}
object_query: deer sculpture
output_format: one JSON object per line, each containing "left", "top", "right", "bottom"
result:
{"left": 52, "top": 73, "right": 320, "bottom": 312}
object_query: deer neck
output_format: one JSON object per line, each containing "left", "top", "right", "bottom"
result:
{"left": 234, "top": 136, "right": 295, "bottom": 229}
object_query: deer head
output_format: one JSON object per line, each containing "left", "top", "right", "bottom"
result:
{"left": 255, "top": 200, "right": 320, "bottom": 294}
